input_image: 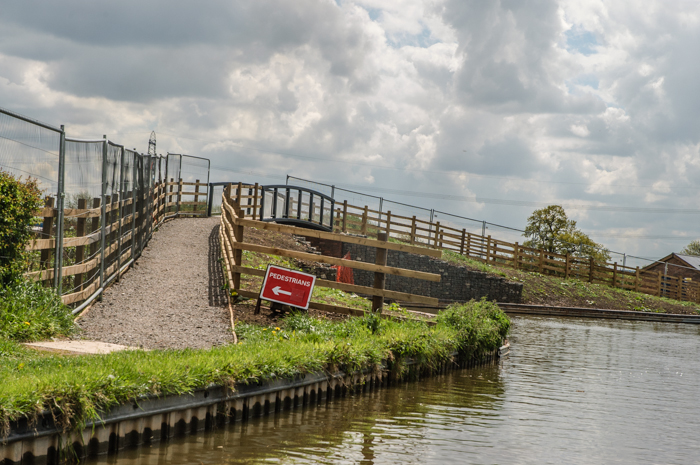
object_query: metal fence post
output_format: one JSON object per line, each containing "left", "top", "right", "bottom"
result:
{"left": 53, "top": 125, "right": 66, "bottom": 293}
{"left": 99, "top": 136, "right": 108, "bottom": 289}
{"left": 131, "top": 152, "right": 137, "bottom": 261}
{"left": 117, "top": 146, "right": 125, "bottom": 279}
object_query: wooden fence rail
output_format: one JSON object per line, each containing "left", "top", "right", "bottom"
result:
{"left": 24, "top": 178, "right": 209, "bottom": 307}
{"left": 220, "top": 184, "right": 698, "bottom": 304}
{"left": 219, "top": 183, "right": 441, "bottom": 316}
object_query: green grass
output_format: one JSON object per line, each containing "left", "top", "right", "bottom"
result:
{"left": 0, "top": 299, "right": 509, "bottom": 438}
{"left": 0, "top": 279, "right": 75, "bottom": 342}
{"left": 441, "top": 249, "right": 508, "bottom": 277}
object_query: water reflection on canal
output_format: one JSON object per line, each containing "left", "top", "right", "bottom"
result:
{"left": 91, "top": 316, "right": 700, "bottom": 464}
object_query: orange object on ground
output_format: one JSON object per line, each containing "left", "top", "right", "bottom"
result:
{"left": 335, "top": 252, "right": 354, "bottom": 284}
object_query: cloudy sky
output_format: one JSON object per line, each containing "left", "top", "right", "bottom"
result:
{"left": 1, "top": 0, "right": 699, "bottom": 266}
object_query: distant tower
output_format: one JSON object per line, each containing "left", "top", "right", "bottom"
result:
{"left": 148, "top": 131, "right": 156, "bottom": 156}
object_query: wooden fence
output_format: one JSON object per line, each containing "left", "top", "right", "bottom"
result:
{"left": 222, "top": 184, "right": 699, "bottom": 305}
{"left": 24, "top": 178, "right": 208, "bottom": 307}
{"left": 219, "top": 183, "right": 441, "bottom": 316}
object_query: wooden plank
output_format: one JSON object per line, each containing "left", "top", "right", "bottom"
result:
{"left": 232, "top": 242, "right": 441, "bottom": 282}
{"left": 230, "top": 265, "right": 438, "bottom": 304}
{"left": 235, "top": 217, "right": 443, "bottom": 258}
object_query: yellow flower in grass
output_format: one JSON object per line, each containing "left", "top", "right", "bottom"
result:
{"left": 24, "top": 322, "right": 30, "bottom": 326}
{"left": 275, "top": 327, "right": 280, "bottom": 331}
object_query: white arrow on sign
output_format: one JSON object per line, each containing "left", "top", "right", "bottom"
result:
{"left": 272, "top": 286, "right": 292, "bottom": 297}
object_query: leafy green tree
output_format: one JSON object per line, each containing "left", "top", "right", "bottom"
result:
{"left": 681, "top": 240, "right": 700, "bottom": 256}
{"left": 523, "top": 205, "right": 610, "bottom": 262}
{"left": 0, "top": 169, "right": 42, "bottom": 285}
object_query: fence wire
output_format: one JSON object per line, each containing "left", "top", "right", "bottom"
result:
{"left": 0, "top": 106, "right": 208, "bottom": 311}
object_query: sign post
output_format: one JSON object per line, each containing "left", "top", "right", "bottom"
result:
{"left": 256, "top": 265, "right": 317, "bottom": 313}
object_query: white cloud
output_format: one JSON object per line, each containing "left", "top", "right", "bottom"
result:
{"left": 2, "top": 0, "right": 700, "bottom": 261}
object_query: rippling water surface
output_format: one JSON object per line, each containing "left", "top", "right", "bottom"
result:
{"left": 93, "top": 316, "right": 700, "bottom": 464}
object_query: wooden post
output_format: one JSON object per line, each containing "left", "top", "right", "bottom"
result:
{"left": 40, "top": 196, "right": 55, "bottom": 286}
{"left": 361, "top": 205, "right": 368, "bottom": 236}
{"left": 193, "top": 179, "right": 200, "bottom": 214}
{"left": 564, "top": 253, "right": 570, "bottom": 280}
{"left": 252, "top": 183, "right": 259, "bottom": 220}
{"left": 232, "top": 182, "right": 244, "bottom": 292}
{"left": 539, "top": 248, "right": 544, "bottom": 274}
{"left": 635, "top": 266, "right": 640, "bottom": 292}
{"left": 657, "top": 271, "right": 662, "bottom": 297}
{"left": 612, "top": 262, "right": 618, "bottom": 288}
{"left": 168, "top": 178, "right": 174, "bottom": 214}
{"left": 90, "top": 197, "right": 101, "bottom": 278}
{"left": 434, "top": 222, "right": 440, "bottom": 249}
{"left": 460, "top": 229, "right": 466, "bottom": 255}
{"left": 176, "top": 178, "right": 183, "bottom": 216}
{"left": 466, "top": 232, "right": 471, "bottom": 258}
{"left": 342, "top": 200, "right": 348, "bottom": 233}
{"left": 514, "top": 242, "right": 520, "bottom": 270}
{"left": 74, "top": 198, "right": 87, "bottom": 291}
{"left": 410, "top": 216, "right": 416, "bottom": 244}
{"left": 385, "top": 210, "right": 392, "bottom": 237}
{"left": 372, "top": 232, "right": 388, "bottom": 313}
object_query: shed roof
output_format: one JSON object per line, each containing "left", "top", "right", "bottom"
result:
{"left": 676, "top": 254, "right": 700, "bottom": 270}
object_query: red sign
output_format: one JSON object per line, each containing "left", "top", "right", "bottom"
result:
{"left": 259, "top": 265, "right": 317, "bottom": 310}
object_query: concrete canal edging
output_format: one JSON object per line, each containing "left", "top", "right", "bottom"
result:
{"left": 497, "top": 303, "right": 700, "bottom": 324}
{"left": 1, "top": 348, "right": 505, "bottom": 464}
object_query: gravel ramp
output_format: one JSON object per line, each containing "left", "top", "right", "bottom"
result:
{"left": 77, "top": 217, "right": 233, "bottom": 350}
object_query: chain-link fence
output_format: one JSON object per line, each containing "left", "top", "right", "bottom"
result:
{"left": 0, "top": 107, "right": 210, "bottom": 312}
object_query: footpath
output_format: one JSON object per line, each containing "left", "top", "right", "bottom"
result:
{"left": 76, "top": 217, "right": 234, "bottom": 350}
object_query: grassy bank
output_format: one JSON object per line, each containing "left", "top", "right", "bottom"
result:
{"left": 0, "top": 300, "right": 508, "bottom": 437}
{"left": 440, "top": 249, "right": 700, "bottom": 314}
{"left": 0, "top": 279, "right": 75, "bottom": 342}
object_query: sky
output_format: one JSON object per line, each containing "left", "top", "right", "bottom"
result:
{"left": 1, "top": 0, "right": 699, "bottom": 267}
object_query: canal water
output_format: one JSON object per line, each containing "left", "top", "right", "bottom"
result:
{"left": 90, "top": 316, "right": 700, "bottom": 464}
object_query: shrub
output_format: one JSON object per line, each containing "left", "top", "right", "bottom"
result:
{"left": 0, "top": 169, "right": 42, "bottom": 285}
{"left": 0, "top": 279, "right": 74, "bottom": 342}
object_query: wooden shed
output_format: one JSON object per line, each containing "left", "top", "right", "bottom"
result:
{"left": 641, "top": 253, "right": 700, "bottom": 282}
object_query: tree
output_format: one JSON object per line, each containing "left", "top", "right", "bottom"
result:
{"left": 681, "top": 240, "right": 700, "bottom": 256}
{"left": 523, "top": 205, "right": 610, "bottom": 262}
{"left": 0, "top": 170, "right": 42, "bottom": 285}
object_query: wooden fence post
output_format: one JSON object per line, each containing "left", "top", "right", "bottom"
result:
{"left": 434, "top": 222, "right": 441, "bottom": 249}
{"left": 612, "top": 262, "right": 617, "bottom": 288}
{"left": 410, "top": 216, "right": 416, "bottom": 244}
{"left": 460, "top": 229, "right": 466, "bottom": 255}
{"left": 176, "top": 178, "right": 183, "bottom": 216}
{"left": 513, "top": 242, "right": 519, "bottom": 270}
{"left": 564, "top": 253, "right": 570, "bottom": 280}
{"left": 232, "top": 182, "right": 244, "bottom": 292}
{"left": 372, "top": 232, "right": 388, "bottom": 313}
{"left": 74, "top": 198, "right": 87, "bottom": 291}
{"left": 193, "top": 179, "right": 200, "bottom": 214}
{"left": 635, "top": 267, "right": 640, "bottom": 292}
{"left": 342, "top": 200, "right": 348, "bottom": 233}
{"left": 168, "top": 178, "right": 173, "bottom": 214}
{"left": 253, "top": 183, "right": 259, "bottom": 220}
{"left": 40, "top": 196, "right": 55, "bottom": 286}
{"left": 539, "top": 248, "right": 544, "bottom": 274}
{"left": 90, "top": 197, "right": 101, "bottom": 282}
{"left": 361, "top": 206, "right": 368, "bottom": 236}
{"left": 466, "top": 232, "right": 471, "bottom": 258}
{"left": 588, "top": 257, "right": 594, "bottom": 283}
{"left": 385, "top": 210, "right": 392, "bottom": 237}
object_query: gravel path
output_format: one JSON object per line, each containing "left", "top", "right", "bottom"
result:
{"left": 77, "top": 217, "right": 233, "bottom": 350}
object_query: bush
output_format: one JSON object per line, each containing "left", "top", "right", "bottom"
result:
{"left": 0, "top": 279, "right": 74, "bottom": 342}
{"left": 0, "top": 169, "right": 42, "bottom": 285}
{"left": 436, "top": 298, "right": 510, "bottom": 353}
